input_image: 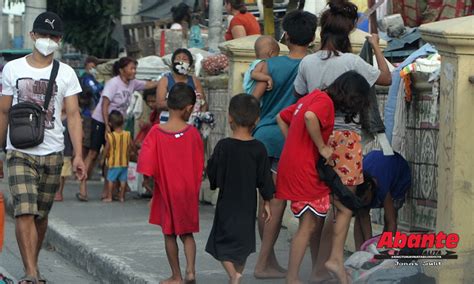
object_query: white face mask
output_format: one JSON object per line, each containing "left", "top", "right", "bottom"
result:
{"left": 90, "top": 68, "right": 97, "bottom": 77}
{"left": 34, "top": 38, "right": 59, "bottom": 56}
{"left": 172, "top": 61, "right": 190, "bottom": 75}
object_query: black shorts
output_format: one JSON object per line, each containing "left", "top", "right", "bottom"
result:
{"left": 90, "top": 119, "right": 106, "bottom": 152}
{"left": 82, "top": 116, "right": 92, "bottom": 149}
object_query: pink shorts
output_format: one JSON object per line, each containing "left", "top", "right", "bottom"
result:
{"left": 291, "top": 195, "right": 330, "bottom": 218}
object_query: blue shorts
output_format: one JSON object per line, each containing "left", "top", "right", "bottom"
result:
{"left": 107, "top": 167, "right": 128, "bottom": 182}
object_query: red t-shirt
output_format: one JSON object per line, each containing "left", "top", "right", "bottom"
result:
{"left": 276, "top": 90, "right": 335, "bottom": 201}
{"left": 225, "top": 12, "right": 261, "bottom": 41}
{"left": 137, "top": 125, "right": 204, "bottom": 235}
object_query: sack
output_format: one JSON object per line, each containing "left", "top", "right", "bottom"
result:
{"left": 317, "top": 158, "right": 364, "bottom": 210}
{"left": 8, "top": 60, "right": 59, "bottom": 149}
{"left": 127, "top": 162, "right": 139, "bottom": 192}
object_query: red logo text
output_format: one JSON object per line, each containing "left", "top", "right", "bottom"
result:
{"left": 377, "top": 232, "right": 459, "bottom": 249}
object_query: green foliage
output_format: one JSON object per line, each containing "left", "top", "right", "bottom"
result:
{"left": 47, "top": 0, "right": 121, "bottom": 58}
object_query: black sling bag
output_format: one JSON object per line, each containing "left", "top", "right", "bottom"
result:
{"left": 8, "top": 60, "right": 59, "bottom": 149}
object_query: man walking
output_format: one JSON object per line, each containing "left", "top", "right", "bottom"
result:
{"left": 0, "top": 12, "right": 86, "bottom": 283}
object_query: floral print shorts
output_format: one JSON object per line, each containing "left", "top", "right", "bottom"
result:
{"left": 328, "top": 130, "right": 364, "bottom": 187}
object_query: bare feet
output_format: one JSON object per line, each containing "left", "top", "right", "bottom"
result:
{"left": 271, "top": 261, "right": 287, "bottom": 273}
{"left": 309, "top": 276, "right": 335, "bottom": 284}
{"left": 54, "top": 192, "right": 63, "bottom": 201}
{"left": 230, "top": 272, "right": 242, "bottom": 284}
{"left": 254, "top": 267, "right": 286, "bottom": 279}
{"left": 160, "top": 276, "right": 183, "bottom": 284}
{"left": 286, "top": 278, "right": 303, "bottom": 284}
{"left": 310, "top": 270, "right": 333, "bottom": 283}
{"left": 102, "top": 198, "right": 112, "bottom": 203}
{"left": 325, "top": 260, "right": 350, "bottom": 284}
{"left": 309, "top": 278, "right": 338, "bottom": 284}
{"left": 184, "top": 271, "right": 195, "bottom": 283}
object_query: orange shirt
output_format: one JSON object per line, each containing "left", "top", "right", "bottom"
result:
{"left": 225, "top": 12, "right": 261, "bottom": 41}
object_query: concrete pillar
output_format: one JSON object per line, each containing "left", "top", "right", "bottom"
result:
{"left": 208, "top": 0, "right": 223, "bottom": 52}
{"left": 419, "top": 16, "right": 474, "bottom": 284}
{"left": 121, "top": 0, "right": 141, "bottom": 25}
{"left": 23, "top": 0, "right": 46, "bottom": 49}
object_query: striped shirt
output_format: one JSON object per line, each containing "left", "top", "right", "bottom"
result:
{"left": 107, "top": 131, "right": 131, "bottom": 168}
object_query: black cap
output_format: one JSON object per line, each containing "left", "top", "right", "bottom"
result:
{"left": 32, "top": 12, "right": 64, "bottom": 36}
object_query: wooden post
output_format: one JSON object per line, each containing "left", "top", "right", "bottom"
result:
{"left": 263, "top": 0, "right": 274, "bottom": 37}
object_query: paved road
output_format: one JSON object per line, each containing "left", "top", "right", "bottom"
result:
{"left": 1, "top": 179, "right": 317, "bottom": 283}
{"left": 1, "top": 215, "right": 99, "bottom": 283}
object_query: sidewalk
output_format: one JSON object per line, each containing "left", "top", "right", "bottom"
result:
{"left": 2, "top": 179, "right": 315, "bottom": 284}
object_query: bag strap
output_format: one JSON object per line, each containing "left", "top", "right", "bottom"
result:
{"left": 43, "top": 60, "right": 60, "bottom": 111}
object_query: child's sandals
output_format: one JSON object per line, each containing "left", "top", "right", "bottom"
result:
{"left": 17, "top": 275, "right": 37, "bottom": 284}
{"left": 37, "top": 271, "right": 47, "bottom": 284}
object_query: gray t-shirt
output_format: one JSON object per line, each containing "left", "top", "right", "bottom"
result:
{"left": 294, "top": 50, "right": 381, "bottom": 132}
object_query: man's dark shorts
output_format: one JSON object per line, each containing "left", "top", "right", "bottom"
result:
{"left": 7, "top": 150, "right": 63, "bottom": 219}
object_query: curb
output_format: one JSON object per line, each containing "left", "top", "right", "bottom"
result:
{"left": 1, "top": 187, "right": 154, "bottom": 284}
{"left": 45, "top": 218, "right": 155, "bottom": 284}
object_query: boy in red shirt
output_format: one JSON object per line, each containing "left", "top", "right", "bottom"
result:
{"left": 276, "top": 71, "right": 371, "bottom": 284}
{"left": 138, "top": 83, "right": 204, "bottom": 284}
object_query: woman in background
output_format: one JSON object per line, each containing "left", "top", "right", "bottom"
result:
{"left": 224, "top": 0, "right": 261, "bottom": 41}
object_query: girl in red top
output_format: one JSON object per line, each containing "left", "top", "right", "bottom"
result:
{"left": 276, "top": 71, "right": 370, "bottom": 284}
{"left": 138, "top": 83, "right": 204, "bottom": 284}
{"left": 224, "top": 0, "right": 261, "bottom": 41}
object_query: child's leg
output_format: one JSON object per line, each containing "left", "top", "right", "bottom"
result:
{"left": 163, "top": 234, "right": 183, "bottom": 283}
{"left": 222, "top": 261, "right": 243, "bottom": 284}
{"left": 102, "top": 181, "right": 113, "bottom": 202}
{"left": 179, "top": 233, "right": 196, "bottom": 281}
{"left": 311, "top": 212, "right": 334, "bottom": 282}
{"left": 287, "top": 211, "right": 324, "bottom": 284}
{"left": 118, "top": 182, "right": 127, "bottom": 202}
{"left": 354, "top": 208, "right": 372, "bottom": 250}
{"left": 79, "top": 149, "right": 99, "bottom": 198}
{"left": 254, "top": 197, "right": 287, "bottom": 279}
{"left": 101, "top": 163, "right": 109, "bottom": 199}
{"left": 55, "top": 176, "right": 65, "bottom": 201}
{"left": 308, "top": 218, "right": 323, "bottom": 278}
{"left": 235, "top": 261, "right": 245, "bottom": 274}
{"left": 256, "top": 174, "right": 286, "bottom": 274}
{"left": 325, "top": 198, "right": 353, "bottom": 284}
{"left": 354, "top": 213, "right": 364, "bottom": 251}
{"left": 383, "top": 192, "right": 398, "bottom": 233}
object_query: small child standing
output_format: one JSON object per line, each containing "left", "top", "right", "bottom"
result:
{"left": 102, "top": 110, "right": 132, "bottom": 203}
{"left": 138, "top": 82, "right": 204, "bottom": 284}
{"left": 205, "top": 94, "right": 274, "bottom": 284}
{"left": 242, "top": 35, "right": 280, "bottom": 94}
{"left": 276, "top": 71, "right": 371, "bottom": 284}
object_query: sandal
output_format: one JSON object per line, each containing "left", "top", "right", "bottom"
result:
{"left": 37, "top": 271, "right": 47, "bottom": 284}
{"left": 75, "top": 193, "right": 88, "bottom": 202}
{"left": 18, "top": 275, "right": 37, "bottom": 284}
